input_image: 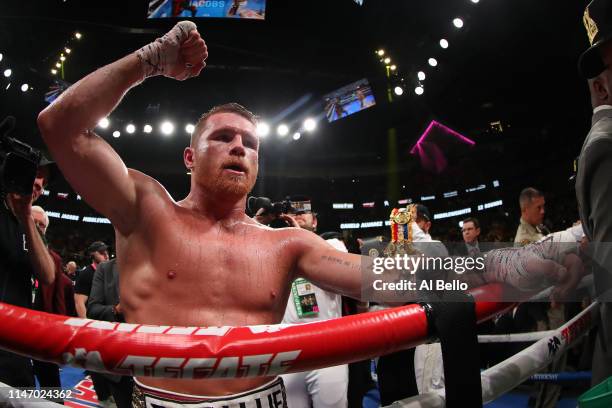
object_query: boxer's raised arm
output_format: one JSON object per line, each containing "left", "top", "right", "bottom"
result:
{"left": 37, "top": 22, "right": 207, "bottom": 234}
{"left": 38, "top": 54, "right": 145, "bottom": 233}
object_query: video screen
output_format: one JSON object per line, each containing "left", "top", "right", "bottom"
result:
{"left": 323, "top": 78, "right": 376, "bottom": 123}
{"left": 147, "top": 0, "right": 266, "bottom": 20}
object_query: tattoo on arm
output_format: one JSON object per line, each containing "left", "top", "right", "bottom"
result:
{"left": 320, "top": 255, "right": 360, "bottom": 271}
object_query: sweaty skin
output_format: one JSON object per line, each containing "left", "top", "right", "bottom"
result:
{"left": 37, "top": 27, "right": 362, "bottom": 395}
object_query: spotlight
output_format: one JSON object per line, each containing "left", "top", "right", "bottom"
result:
{"left": 60, "top": 55, "right": 66, "bottom": 62}
{"left": 0, "top": 53, "right": 3, "bottom": 62}
{"left": 3, "top": 69, "right": 11, "bottom": 78}
{"left": 161, "top": 121, "right": 174, "bottom": 135}
{"left": 293, "top": 132, "right": 301, "bottom": 141}
{"left": 394, "top": 86, "right": 404, "bottom": 96}
{"left": 418, "top": 71, "right": 426, "bottom": 81}
{"left": 428, "top": 58, "right": 438, "bottom": 67}
{"left": 440, "top": 39, "right": 449, "bottom": 49}
{"left": 51, "top": 69, "right": 57, "bottom": 75}
{"left": 415, "top": 86, "right": 424, "bottom": 95}
{"left": 98, "top": 118, "right": 110, "bottom": 129}
{"left": 112, "top": 131, "right": 120, "bottom": 138}
{"left": 75, "top": 32, "right": 82, "bottom": 39}
{"left": 277, "top": 124, "right": 289, "bottom": 137}
{"left": 55, "top": 63, "right": 61, "bottom": 68}
{"left": 384, "top": 57, "right": 391, "bottom": 64}
{"left": 303, "top": 118, "right": 316, "bottom": 132}
{"left": 20, "top": 84, "right": 29, "bottom": 92}
{"left": 390, "top": 64, "right": 397, "bottom": 71}
{"left": 65, "top": 48, "right": 71, "bottom": 54}
{"left": 453, "top": 18, "right": 464, "bottom": 28}
{"left": 185, "top": 124, "right": 195, "bottom": 134}
{"left": 377, "top": 49, "right": 385, "bottom": 56}
{"left": 126, "top": 124, "right": 136, "bottom": 134}
{"left": 143, "top": 124, "right": 153, "bottom": 133}
{"left": 256, "top": 122, "right": 270, "bottom": 137}
{"left": 471, "top": 0, "right": 479, "bottom": 3}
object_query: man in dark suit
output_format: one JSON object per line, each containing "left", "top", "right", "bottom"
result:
{"left": 87, "top": 259, "right": 133, "bottom": 407}
{"left": 577, "top": 0, "right": 612, "bottom": 386}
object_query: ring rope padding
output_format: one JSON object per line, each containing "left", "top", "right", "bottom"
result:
{"left": 0, "top": 283, "right": 515, "bottom": 379}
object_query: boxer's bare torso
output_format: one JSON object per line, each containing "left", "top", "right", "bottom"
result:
{"left": 36, "top": 23, "right": 376, "bottom": 398}
{"left": 117, "top": 173, "right": 315, "bottom": 394}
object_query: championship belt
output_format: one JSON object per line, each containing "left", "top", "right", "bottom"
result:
{"left": 384, "top": 205, "right": 419, "bottom": 256}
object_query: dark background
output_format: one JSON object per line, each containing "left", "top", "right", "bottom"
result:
{"left": 0, "top": 0, "right": 593, "bottom": 258}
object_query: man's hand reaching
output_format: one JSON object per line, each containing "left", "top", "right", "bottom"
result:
{"left": 136, "top": 21, "right": 208, "bottom": 80}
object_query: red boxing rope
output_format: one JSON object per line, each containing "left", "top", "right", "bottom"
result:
{"left": 0, "top": 283, "right": 515, "bottom": 379}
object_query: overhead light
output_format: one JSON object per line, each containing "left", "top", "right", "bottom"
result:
{"left": 98, "top": 118, "right": 110, "bottom": 129}
{"left": 55, "top": 63, "right": 61, "bottom": 68}
{"left": 384, "top": 57, "right": 391, "bottom": 64}
{"left": 51, "top": 69, "right": 57, "bottom": 75}
{"left": 3, "top": 69, "right": 11, "bottom": 78}
{"left": 453, "top": 18, "right": 464, "bottom": 28}
{"left": 126, "top": 124, "right": 136, "bottom": 134}
{"left": 415, "top": 86, "right": 424, "bottom": 95}
{"left": 112, "top": 131, "right": 120, "bottom": 138}
{"left": 256, "top": 122, "right": 270, "bottom": 137}
{"left": 418, "top": 71, "right": 426, "bottom": 81}
{"left": 161, "top": 121, "right": 174, "bottom": 135}
{"left": 471, "top": 0, "right": 479, "bottom": 3}
{"left": 293, "top": 132, "right": 301, "bottom": 140}
{"left": 277, "top": 124, "right": 289, "bottom": 137}
{"left": 303, "top": 118, "right": 316, "bottom": 132}
{"left": 143, "top": 124, "right": 153, "bottom": 133}
{"left": 65, "top": 48, "right": 71, "bottom": 54}
{"left": 394, "top": 86, "right": 404, "bottom": 96}
{"left": 428, "top": 58, "right": 438, "bottom": 67}
{"left": 0, "top": 53, "right": 3, "bottom": 62}
{"left": 440, "top": 39, "right": 449, "bottom": 49}
{"left": 185, "top": 123, "right": 195, "bottom": 134}
{"left": 60, "top": 55, "right": 66, "bottom": 62}
{"left": 75, "top": 32, "right": 82, "bottom": 39}
{"left": 20, "top": 84, "right": 29, "bottom": 92}
{"left": 377, "top": 49, "right": 385, "bottom": 56}
{"left": 390, "top": 64, "right": 397, "bottom": 71}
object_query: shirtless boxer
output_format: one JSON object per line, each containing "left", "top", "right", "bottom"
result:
{"left": 37, "top": 21, "right": 366, "bottom": 403}
{"left": 37, "top": 21, "right": 574, "bottom": 404}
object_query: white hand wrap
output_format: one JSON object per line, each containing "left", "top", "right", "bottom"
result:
{"left": 136, "top": 21, "right": 197, "bottom": 79}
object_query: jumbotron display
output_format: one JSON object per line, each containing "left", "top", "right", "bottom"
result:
{"left": 147, "top": 0, "right": 266, "bottom": 20}
{"left": 323, "top": 78, "right": 376, "bottom": 123}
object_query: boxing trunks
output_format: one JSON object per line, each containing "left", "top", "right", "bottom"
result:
{"left": 132, "top": 377, "right": 287, "bottom": 408}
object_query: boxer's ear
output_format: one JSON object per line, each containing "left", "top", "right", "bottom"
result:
{"left": 184, "top": 147, "right": 195, "bottom": 169}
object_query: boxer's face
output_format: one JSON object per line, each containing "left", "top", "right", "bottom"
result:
{"left": 186, "top": 112, "right": 258, "bottom": 197}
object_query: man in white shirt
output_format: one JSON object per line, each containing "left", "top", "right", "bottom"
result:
{"left": 280, "top": 198, "right": 348, "bottom": 408}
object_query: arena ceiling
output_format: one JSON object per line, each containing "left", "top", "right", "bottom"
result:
{"left": 0, "top": 0, "right": 594, "bottom": 204}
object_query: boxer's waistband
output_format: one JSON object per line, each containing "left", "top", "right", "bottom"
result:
{"left": 132, "top": 377, "right": 287, "bottom": 408}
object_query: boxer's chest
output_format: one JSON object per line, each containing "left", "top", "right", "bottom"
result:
{"left": 144, "top": 217, "right": 294, "bottom": 312}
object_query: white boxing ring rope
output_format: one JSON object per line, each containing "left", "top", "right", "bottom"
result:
{"left": 386, "top": 300, "right": 599, "bottom": 408}
{"left": 478, "top": 330, "right": 556, "bottom": 343}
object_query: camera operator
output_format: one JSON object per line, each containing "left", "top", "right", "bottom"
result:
{"left": 0, "top": 155, "right": 57, "bottom": 387}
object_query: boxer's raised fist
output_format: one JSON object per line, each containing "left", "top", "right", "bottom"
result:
{"left": 136, "top": 21, "right": 208, "bottom": 80}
